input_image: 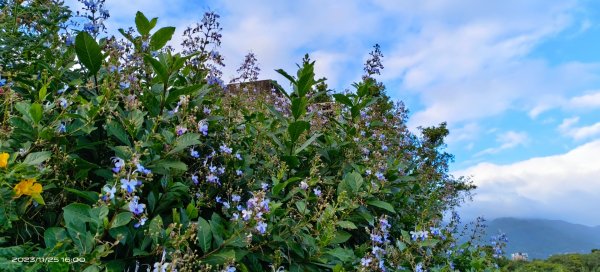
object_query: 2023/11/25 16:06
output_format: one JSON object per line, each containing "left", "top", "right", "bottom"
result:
{"left": 12, "top": 257, "right": 86, "bottom": 263}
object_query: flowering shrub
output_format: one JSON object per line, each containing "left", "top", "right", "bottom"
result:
{"left": 0, "top": 1, "right": 503, "bottom": 271}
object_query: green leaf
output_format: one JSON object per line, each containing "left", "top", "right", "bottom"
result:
{"left": 203, "top": 249, "right": 235, "bottom": 265}
{"left": 148, "top": 216, "right": 163, "bottom": 245}
{"left": 135, "top": 11, "right": 152, "bottom": 36}
{"left": 150, "top": 27, "right": 176, "bottom": 51}
{"left": 288, "top": 121, "right": 310, "bottom": 144}
{"left": 337, "top": 221, "right": 357, "bottom": 230}
{"left": 168, "top": 133, "right": 201, "bottom": 155}
{"left": 275, "top": 69, "right": 296, "bottom": 84}
{"left": 166, "top": 84, "right": 207, "bottom": 105}
{"left": 23, "top": 151, "right": 51, "bottom": 165}
{"left": 294, "top": 133, "right": 320, "bottom": 155}
{"left": 295, "top": 200, "right": 308, "bottom": 214}
{"left": 366, "top": 200, "right": 396, "bottom": 213}
{"left": 291, "top": 97, "right": 308, "bottom": 120}
{"left": 111, "top": 212, "right": 133, "bottom": 229}
{"left": 44, "top": 227, "right": 68, "bottom": 249}
{"left": 29, "top": 103, "right": 42, "bottom": 124}
{"left": 197, "top": 217, "right": 212, "bottom": 253}
{"left": 144, "top": 55, "right": 169, "bottom": 84}
{"left": 64, "top": 188, "right": 99, "bottom": 204}
{"left": 150, "top": 159, "right": 187, "bottom": 172}
{"left": 333, "top": 94, "right": 353, "bottom": 107}
{"left": 337, "top": 171, "right": 364, "bottom": 195}
{"left": 75, "top": 32, "right": 103, "bottom": 75}
{"left": 107, "top": 120, "right": 131, "bottom": 146}
{"left": 330, "top": 230, "right": 351, "bottom": 244}
{"left": 39, "top": 84, "right": 48, "bottom": 102}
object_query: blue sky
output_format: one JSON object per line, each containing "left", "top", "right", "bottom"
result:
{"left": 68, "top": 0, "right": 600, "bottom": 225}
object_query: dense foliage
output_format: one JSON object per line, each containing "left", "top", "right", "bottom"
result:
{"left": 1, "top": 1, "right": 503, "bottom": 271}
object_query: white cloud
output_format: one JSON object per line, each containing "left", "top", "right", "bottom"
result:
{"left": 456, "top": 139, "right": 600, "bottom": 225}
{"left": 475, "top": 131, "right": 529, "bottom": 156}
{"left": 559, "top": 117, "right": 600, "bottom": 140}
{"left": 568, "top": 90, "right": 600, "bottom": 109}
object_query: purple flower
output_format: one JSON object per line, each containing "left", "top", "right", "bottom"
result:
{"left": 381, "top": 144, "right": 388, "bottom": 152}
{"left": 375, "top": 172, "right": 386, "bottom": 181}
{"left": 223, "top": 201, "right": 230, "bottom": 209}
{"left": 241, "top": 210, "right": 252, "bottom": 221}
{"left": 134, "top": 217, "right": 147, "bottom": 228}
{"left": 235, "top": 153, "right": 242, "bottom": 160}
{"left": 103, "top": 186, "right": 116, "bottom": 200}
{"left": 191, "top": 175, "right": 199, "bottom": 184}
{"left": 128, "top": 196, "right": 146, "bottom": 215}
{"left": 112, "top": 157, "right": 125, "bottom": 173}
{"left": 256, "top": 221, "right": 267, "bottom": 234}
{"left": 217, "top": 167, "right": 225, "bottom": 174}
{"left": 190, "top": 148, "right": 200, "bottom": 158}
{"left": 120, "top": 178, "right": 138, "bottom": 194}
{"left": 360, "top": 257, "right": 372, "bottom": 267}
{"left": 176, "top": 126, "right": 187, "bottom": 136}
{"left": 142, "top": 41, "right": 149, "bottom": 50}
{"left": 232, "top": 194, "right": 241, "bottom": 202}
{"left": 313, "top": 188, "right": 322, "bottom": 197}
{"left": 203, "top": 107, "right": 211, "bottom": 114}
{"left": 207, "top": 173, "right": 220, "bottom": 184}
{"left": 198, "top": 121, "right": 208, "bottom": 136}
{"left": 58, "top": 97, "right": 69, "bottom": 109}
{"left": 119, "top": 82, "right": 130, "bottom": 90}
{"left": 261, "top": 182, "right": 268, "bottom": 190}
{"left": 300, "top": 181, "right": 308, "bottom": 190}
{"left": 236, "top": 169, "right": 243, "bottom": 176}
{"left": 136, "top": 163, "right": 151, "bottom": 175}
{"left": 220, "top": 144, "right": 232, "bottom": 154}
{"left": 209, "top": 165, "right": 217, "bottom": 173}
{"left": 57, "top": 123, "right": 67, "bottom": 133}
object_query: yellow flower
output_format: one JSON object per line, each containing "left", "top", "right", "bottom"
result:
{"left": 14, "top": 178, "right": 42, "bottom": 198}
{"left": 0, "top": 152, "right": 9, "bottom": 168}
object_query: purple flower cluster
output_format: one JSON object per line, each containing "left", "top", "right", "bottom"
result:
{"left": 362, "top": 216, "right": 392, "bottom": 271}
{"left": 232, "top": 191, "right": 270, "bottom": 235}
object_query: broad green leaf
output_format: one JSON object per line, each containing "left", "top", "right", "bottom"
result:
{"left": 165, "top": 84, "right": 207, "bottom": 105}
{"left": 64, "top": 187, "right": 99, "bottom": 204}
{"left": 111, "top": 212, "right": 133, "bottom": 229}
{"left": 23, "top": 151, "right": 51, "bottom": 165}
{"left": 337, "top": 221, "right": 357, "bottom": 230}
{"left": 168, "top": 133, "right": 201, "bottom": 155}
{"left": 29, "top": 103, "right": 42, "bottom": 124}
{"left": 275, "top": 68, "right": 296, "bottom": 84}
{"left": 291, "top": 97, "right": 308, "bottom": 120}
{"left": 135, "top": 11, "right": 152, "bottom": 36}
{"left": 197, "top": 217, "right": 212, "bottom": 253}
{"left": 295, "top": 200, "right": 308, "bottom": 214}
{"left": 288, "top": 121, "right": 310, "bottom": 144}
{"left": 144, "top": 55, "right": 169, "bottom": 84}
{"left": 330, "top": 230, "right": 351, "bottom": 244}
{"left": 107, "top": 120, "right": 131, "bottom": 146}
{"left": 337, "top": 171, "right": 364, "bottom": 195}
{"left": 203, "top": 249, "right": 235, "bottom": 265}
{"left": 366, "top": 200, "right": 396, "bottom": 213}
{"left": 150, "top": 27, "right": 176, "bottom": 51}
{"left": 75, "top": 32, "right": 103, "bottom": 75}
{"left": 44, "top": 227, "right": 68, "bottom": 249}
{"left": 333, "top": 94, "right": 353, "bottom": 107}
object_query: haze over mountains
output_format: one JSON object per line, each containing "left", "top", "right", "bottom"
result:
{"left": 482, "top": 218, "right": 600, "bottom": 260}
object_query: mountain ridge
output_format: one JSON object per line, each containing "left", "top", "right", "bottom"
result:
{"left": 482, "top": 217, "right": 600, "bottom": 259}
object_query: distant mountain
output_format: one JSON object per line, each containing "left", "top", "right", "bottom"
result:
{"left": 483, "top": 218, "right": 600, "bottom": 260}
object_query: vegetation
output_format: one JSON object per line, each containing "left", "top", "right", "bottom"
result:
{"left": 0, "top": 0, "right": 504, "bottom": 271}
{"left": 501, "top": 250, "right": 600, "bottom": 272}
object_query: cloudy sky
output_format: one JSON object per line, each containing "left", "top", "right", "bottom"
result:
{"left": 68, "top": 0, "right": 600, "bottom": 225}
